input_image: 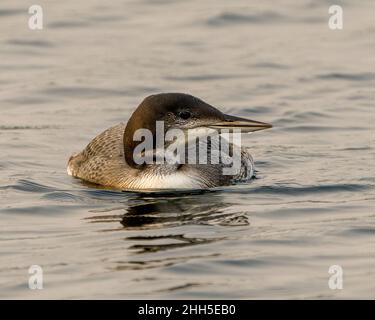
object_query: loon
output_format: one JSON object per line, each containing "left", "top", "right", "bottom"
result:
{"left": 67, "top": 93, "right": 271, "bottom": 191}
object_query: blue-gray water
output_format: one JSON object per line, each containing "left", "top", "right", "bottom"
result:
{"left": 1, "top": 0, "right": 375, "bottom": 298}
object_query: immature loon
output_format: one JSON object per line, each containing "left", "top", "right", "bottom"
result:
{"left": 67, "top": 93, "right": 271, "bottom": 191}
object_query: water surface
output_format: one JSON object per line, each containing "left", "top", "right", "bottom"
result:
{"left": 1, "top": 0, "right": 375, "bottom": 298}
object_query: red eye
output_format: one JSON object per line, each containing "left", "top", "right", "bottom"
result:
{"left": 179, "top": 111, "right": 191, "bottom": 120}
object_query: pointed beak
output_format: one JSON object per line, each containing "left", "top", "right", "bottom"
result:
{"left": 208, "top": 114, "right": 272, "bottom": 133}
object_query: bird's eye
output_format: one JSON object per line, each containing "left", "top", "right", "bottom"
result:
{"left": 178, "top": 111, "right": 191, "bottom": 120}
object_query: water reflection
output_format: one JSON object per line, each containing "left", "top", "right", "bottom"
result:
{"left": 87, "top": 191, "right": 249, "bottom": 230}
{"left": 126, "top": 234, "right": 224, "bottom": 254}
{"left": 85, "top": 192, "right": 249, "bottom": 270}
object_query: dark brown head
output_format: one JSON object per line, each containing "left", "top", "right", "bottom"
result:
{"left": 123, "top": 93, "right": 271, "bottom": 167}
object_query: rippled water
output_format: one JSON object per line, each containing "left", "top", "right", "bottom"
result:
{"left": 1, "top": 0, "right": 375, "bottom": 299}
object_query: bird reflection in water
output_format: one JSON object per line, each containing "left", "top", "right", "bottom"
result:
{"left": 85, "top": 190, "right": 249, "bottom": 270}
